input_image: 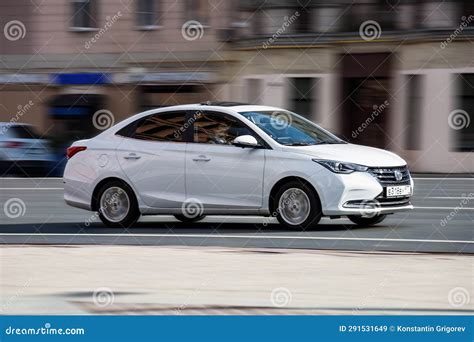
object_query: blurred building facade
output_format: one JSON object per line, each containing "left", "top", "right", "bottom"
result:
{"left": 0, "top": 0, "right": 473, "bottom": 172}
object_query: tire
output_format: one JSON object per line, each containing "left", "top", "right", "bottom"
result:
{"left": 272, "top": 181, "right": 322, "bottom": 230}
{"left": 95, "top": 180, "right": 140, "bottom": 228}
{"left": 348, "top": 214, "right": 387, "bottom": 226}
{"left": 174, "top": 214, "right": 206, "bottom": 223}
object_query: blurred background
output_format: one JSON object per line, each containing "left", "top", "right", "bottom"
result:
{"left": 0, "top": 0, "right": 473, "bottom": 176}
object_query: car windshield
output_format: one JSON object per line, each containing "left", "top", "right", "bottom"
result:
{"left": 239, "top": 111, "right": 345, "bottom": 146}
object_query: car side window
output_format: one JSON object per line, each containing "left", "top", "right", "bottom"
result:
{"left": 192, "top": 111, "right": 255, "bottom": 145}
{"left": 117, "top": 111, "right": 187, "bottom": 142}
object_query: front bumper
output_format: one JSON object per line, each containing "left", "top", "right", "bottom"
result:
{"left": 309, "top": 168, "right": 414, "bottom": 216}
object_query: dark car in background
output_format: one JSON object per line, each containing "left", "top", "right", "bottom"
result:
{"left": 0, "top": 123, "right": 53, "bottom": 176}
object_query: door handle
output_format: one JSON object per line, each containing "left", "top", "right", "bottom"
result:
{"left": 192, "top": 155, "right": 210, "bottom": 162}
{"left": 124, "top": 153, "right": 141, "bottom": 160}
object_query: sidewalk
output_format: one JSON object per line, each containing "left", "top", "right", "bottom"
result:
{"left": 1, "top": 246, "right": 472, "bottom": 315}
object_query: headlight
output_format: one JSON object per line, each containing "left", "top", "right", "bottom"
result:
{"left": 313, "top": 159, "right": 368, "bottom": 174}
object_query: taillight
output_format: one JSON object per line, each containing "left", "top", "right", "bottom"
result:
{"left": 67, "top": 146, "right": 87, "bottom": 159}
{"left": 5, "top": 141, "right": 25, "bottom": 148}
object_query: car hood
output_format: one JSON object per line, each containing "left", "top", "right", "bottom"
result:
{"left": 282, "top": 143, "right": 406, "bottom": 167}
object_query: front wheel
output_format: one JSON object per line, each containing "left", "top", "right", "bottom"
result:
{"left": 348, "top": 214, "right": 387, "bottom": 226}
{"left": 273, "top": 181, "right": 322, "bottom": 230}
{"left": 96, "top": 181, "right": 140, "bottom": 228}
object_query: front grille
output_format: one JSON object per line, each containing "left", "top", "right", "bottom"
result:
{"left": 368, "top": 166, "right": 411, "bottom": 185}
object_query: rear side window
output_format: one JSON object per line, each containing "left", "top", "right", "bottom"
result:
{"left": 117, "top": 111, "right": 187, "bottom": 142}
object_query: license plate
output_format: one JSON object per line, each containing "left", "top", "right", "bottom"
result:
{"left": 386, "top": 185, "right": 411, "bottom": 198}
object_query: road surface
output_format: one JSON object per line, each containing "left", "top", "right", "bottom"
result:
{"left": 0, "top": 177, "right": 472, "bottom": 254}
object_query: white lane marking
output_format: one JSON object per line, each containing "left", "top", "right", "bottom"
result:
{"left": 0, "top": 188, "right": 63, "bottom": 190}
{"left": 413, "top": 178, "right": 474, "bottom": 180}
{"left": 414, "top": 206, "right": 474, "bottom": 210}
{"left": 424, "top": 196, "right": 473, "bottom": 200}
{"left": 0, "top": 233, "right": 472, "bottom": 245}
{"left": 0, "top": 177, "right": 472, "bottom": 181}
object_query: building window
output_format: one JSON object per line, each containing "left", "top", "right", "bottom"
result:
{"left": 405, "top": 75, "right": 423, "bottom": 150}
{"left": 289, "top": 78, "right": 315, "bottom": 119}
{"left": 185, "top": 0, "right": 209, "bottom": 25}
{"left": 137, "top": 0, "right": 158, "bottom": 28}
{"left": 71, "top": 0, "right": 97, "bottom": 29}
{"left": 454, "top": 74, "right": 474, "bottom": 152}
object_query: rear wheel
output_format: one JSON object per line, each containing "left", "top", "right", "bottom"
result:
{"left": 273, "top": 181, "right": 322, "bottom": 230}
{"left": 96, "top": 180, "right": 140, "bottom": 228}
{"left": 348, "top": 214, "right": 387, "bottom": 226}
{"left": 174, "top": 214, "right": 206, "bottom": 223}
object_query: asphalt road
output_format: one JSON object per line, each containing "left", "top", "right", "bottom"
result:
{"left": 0, "top": 177, "right": 472, "bottom": 254}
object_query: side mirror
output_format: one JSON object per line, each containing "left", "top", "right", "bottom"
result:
{"left": 232, "top": 135, "right": 260, "bottom": 148}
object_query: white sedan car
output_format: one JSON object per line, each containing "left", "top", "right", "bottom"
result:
{"left": 64, "top": 102, "right": 413, "bottom": 229}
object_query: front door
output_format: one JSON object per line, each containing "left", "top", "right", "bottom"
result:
{"left": 185, "top": 111, "right": 265, "bottom": 211}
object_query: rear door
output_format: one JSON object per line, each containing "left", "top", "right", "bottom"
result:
{"left": 116, "top": 111, "right": 188, "bottom": 208}
{"left": 185, "top": 110, "right": 266, "bottom": 210}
